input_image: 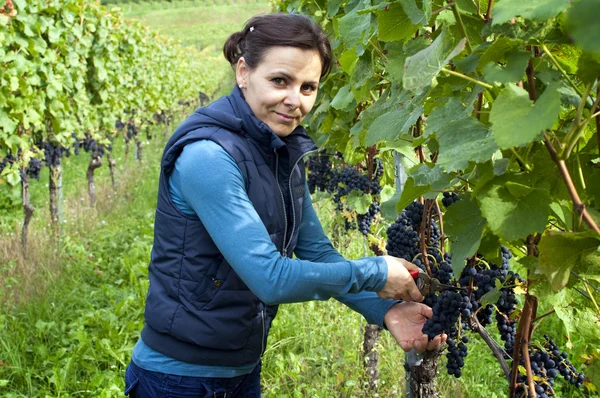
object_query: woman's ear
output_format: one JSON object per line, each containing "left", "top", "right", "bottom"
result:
{"left": 236, "top": 57, "right": 249, "bottom": 88}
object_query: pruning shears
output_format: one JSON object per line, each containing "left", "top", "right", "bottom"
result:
{"left": 409, "top": 269, "right": 464, "bottom": 296}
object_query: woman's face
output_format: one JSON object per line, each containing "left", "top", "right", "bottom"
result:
{"left": 236, "top": 46, "right": 322, "bottom": 137}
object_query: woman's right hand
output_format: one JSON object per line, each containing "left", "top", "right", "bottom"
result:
{"left": 377, "top": 256, "right": 424, "bottom": 302}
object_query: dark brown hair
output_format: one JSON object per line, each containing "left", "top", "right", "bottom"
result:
{"left": 223, "top": 13, "right": 332, "bottom": 79}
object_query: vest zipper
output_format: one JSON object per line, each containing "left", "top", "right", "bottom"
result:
{"left": 284, "top": 149, "right": 317, "bottom": 255}
{"left": 274, "top": 149, "right": 289, "bottom": 257}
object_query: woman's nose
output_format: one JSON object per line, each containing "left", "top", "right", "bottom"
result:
{"left": 284, "top": 89, "right": 301, "bottom": 109}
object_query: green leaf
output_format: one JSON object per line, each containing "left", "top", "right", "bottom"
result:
{"left": 478, "top": 183, "right": 551, "bottom": 241}
{"left": 403, "top": 29, "right": 466, "bottom": 91}
{"left": 492, "top": 0, "right": 570, "bottom": 25}
{"left": 386, "top": 37, "right": 430, "bottom": 82}
{"left": 445, "top": 196, "right": 485, "bottom": 272}
{"left": 380, "top": 185, "right": 397, "bottom": 202}
{"left": 437, "top": 117, "right": 498, "bottom": 172}
{"left": 396, "top": 178, "right": 430, "bottom": 213}
{"left": 480, "top": 286, "right": 502, "bottom": 307}
{"left": 399, "top": 0, "right": 431, "bottom": 25}
{"left": 424, "top": 97, "right": 470, "bottom": 135}
{"left": 346, "top": 191, "right": 373, "bottom": 214}
{"left": 365, "top": 105, "right": 423, "bottom": 146}
{"left": 0, "top": 109, "right": 18, "bottom": 135}
{"left": 331, "top": 84, "right": 355, "bottom": 110}
{"left": 577, "top": 51, "right": 600, "bottom": 84}
{"left": 376, "top": 3, "right": 415, "bottom": 42}
{"left": 538, "top": 231, "right": 600, "bottom": 291}
{"left": 410, "top": 164, "right": 451, "bottom": 189}
{"left": 476, "top": 37, "right": 523, "bottom": 71}
{"left": 566, "top": 0, "right": 600, "bottom": 55}
{"left": 338, "top": 7, "right": 371, "bottom": 47}
{"left": 483, "top": 51, "right": 530, "bottom": 85}
{"left": 382, "top": 190, "right": 402, "bottom": 220}
{"left": 490, "top": 84, "right": 561, "bottom": 149}
{"left": 504, "top": 181, "right": 534, "bottom": 197}
{"left": 0, "top": 380, "right": 8, "bottom": 387}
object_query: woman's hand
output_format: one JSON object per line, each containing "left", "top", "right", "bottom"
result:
{"left": 384, "top": 302, "right": 447, "bottom": 353}
{"left": 377, "top": 256, "right": 424, "bottom": 302}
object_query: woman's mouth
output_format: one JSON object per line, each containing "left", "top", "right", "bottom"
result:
{"left": 275, "top": 112, "right": 296, "bottom": 122}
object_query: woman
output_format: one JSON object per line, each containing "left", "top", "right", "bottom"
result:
{"left": 125, "top": 13, "right": 446, "bottom": 397}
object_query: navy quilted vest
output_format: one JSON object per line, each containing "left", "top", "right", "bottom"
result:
{"left": 141, "top": 87, "right": 317, "bottom": 366}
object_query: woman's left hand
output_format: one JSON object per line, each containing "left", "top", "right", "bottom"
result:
{"left": 383, "top": 302, "right": 447, "bottom": 353}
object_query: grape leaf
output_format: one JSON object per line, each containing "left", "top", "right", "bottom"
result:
{"left": 399, "top": 0, "right": 431, "bottom": 25}
{"left": 437, "top": 117, "right": 498, "bottom": 172}
{"left": 492, "top": 0, "right": 570, "bottom": 25}
{"left": 365, "top": 105, "right": 423, "bottom": 146}
{"left": 483, "top": 51, "right": 530, "bottom": 85}
{"left": 331, "top": 84, "right": 355, "bottom": 110}
{"left": 538, "top": 231, "right": 600, "bottom": 290}
{"left": 479, "top": 183, "right": 551, "bottom": 241}
{"left": 403, "top": 29, "right": 466, "bottom": 91}
{"left": 490, "top": 84, "right": 561, "bottom": 149}
{"left": 424, "top": 97, "right": 470, "bottom": 136}
{"left": 396, "top": 178, "right": 430, "bottom": 213}
{"left": 337, "top": 7, "right": 372, "bottom": 47}
{"left": 346, "top": 191, "right": 373, "bottom": 214}
{"left": 445, "top": 196, "right": 486, "bottom": 273}
{"left": 566, "top": 0, "right": 600, "bottom": 55}
{"left": 376, "top": 3, "right": 415, "bottom": 42}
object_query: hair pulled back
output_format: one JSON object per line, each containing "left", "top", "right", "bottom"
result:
{"left": 223, "top": 13, "right": 332, "bottom": 79}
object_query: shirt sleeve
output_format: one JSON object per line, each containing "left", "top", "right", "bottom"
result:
{"left": 172, "top": 140, "right": 389, "bottom": 306}
{"left": 294, "top": 185, "right": 400, "bottom": 328}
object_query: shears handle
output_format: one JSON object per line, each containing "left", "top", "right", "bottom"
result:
{"left": 408, "top": 269, "right": 429, "bottom": 295}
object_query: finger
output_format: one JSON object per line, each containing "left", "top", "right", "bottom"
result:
{"left": 413, "top": 334, "right": 429, "bottom": 353}
{"left": 419, "top": 303, "right": 433, "bottom": 318}
{"left": 401, "top": 260, "right": 421, "bottom": 271}
{"left": 408, "top": 285, "right": 424, "bottom": 302}
{"left": 426, "top": 335, "right": 441, "bottom": 351}
{"left": 399, "top": 339, "right": 414, "bottom": 353}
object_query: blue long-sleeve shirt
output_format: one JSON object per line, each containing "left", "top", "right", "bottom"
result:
{"left": 133, "top": 140, "right": 399, "bottom": 377}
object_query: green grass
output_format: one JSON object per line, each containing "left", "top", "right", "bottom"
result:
{"left": 121, "top": 1, "right": 270, "bottom": 54}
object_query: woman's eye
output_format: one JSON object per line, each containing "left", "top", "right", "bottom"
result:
{"left": 302, "top": 84, "right": 316, "bottom": 93}
{"left": 272, "top": 78, "right": 285, "bottom": 85}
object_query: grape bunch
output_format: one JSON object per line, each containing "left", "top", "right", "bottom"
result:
{"left": 83, "top": 135, "right": 105, "bottom": 157}
{"left": 357, "top": 201, "right": 380, "bottom": 236}
{"left": 307, "top": 152, "right": 332, "bottom": 194}
{"left": 446, "top": 336, "right": 469, "bottom": 378}
{"left": 0, "top": 152, "right": 15, "bottom": 174}
{"left": 386, "top": 201, "right": 441, "bottom": 261}
{"left": 441, "top": 191, "right": 459, "bottom": 208}
{"left": 327, "top": 161, "right": 384, "bottom": 235}
{"left": 27, "top": 158, "right": 42, "bottom": 180}
{"left": 514, "top": 335, "right": 585, "bottom": 397}
{"left": 41, "top": 142, "right": 65, "bottom": 167}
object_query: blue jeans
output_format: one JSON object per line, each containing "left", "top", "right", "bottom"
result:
{"left": 124, "top": 360, "right": 262, "bottom": 397}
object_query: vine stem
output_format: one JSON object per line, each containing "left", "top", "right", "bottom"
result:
{"left": 522, "top": 344, "right": 537, "bottom": 398}
{"left": 544, "top": 135, "right": 600, "bottom": 235}
{"left": 485, "top": 0, "right": 494, "bottom": 22}
{"left": 509, "top": 295, "right": 538, "bottom": 398}
{"left": 596, "top": 82, "right": 600, "bottom": 157}
{"left": 468, "top": 316, "right": 511, "bottom": 379}
{"left": 441, "top": 68, "right": 493, "bottom": 90}
{"left": 432, "top": 2, "right": 455, "bottom": 16}
{"left": 433, "top": 200, "right": 445, "bottom": 254}
{"left": 541, "top": 44, "right": 584, "bottom": 98}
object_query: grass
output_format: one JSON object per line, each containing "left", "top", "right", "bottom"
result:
{"left": 120, "top": 1, "right": 270, "bottom": 53}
